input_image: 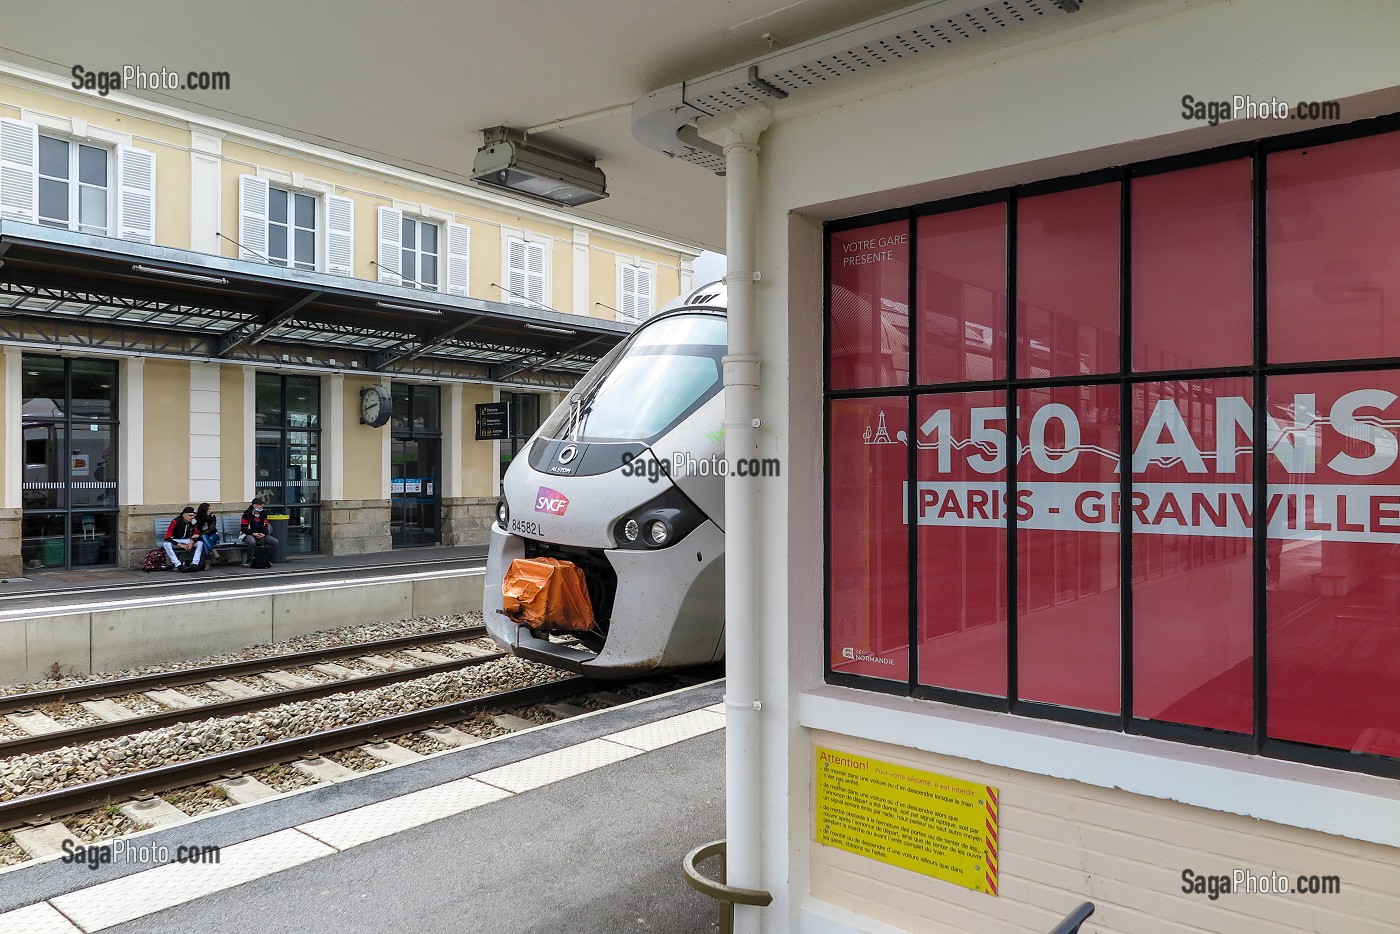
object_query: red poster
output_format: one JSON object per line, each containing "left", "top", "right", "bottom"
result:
{"left": 1267, "top": 372, "right": 1400, "bottom": 757}
{"left": 1015, "top": 384, "right": 1121, "bottom": 713}
{"left": 829, "top": 397, "right": 909, "bottom": 682}
{"left": 829, "top": 222, "right": 910, "bottom": 390}
{"left": 915, "top": 391, "right": 1008, "bottom": 696}
{"left": 1130, "top": 379, "right": 1253, "bottom": 732}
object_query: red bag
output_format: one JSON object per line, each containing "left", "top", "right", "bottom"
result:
{"left": 142, "top": 548, "right": 169, "bottom": 572}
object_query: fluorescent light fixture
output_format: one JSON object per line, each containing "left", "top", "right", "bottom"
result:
{"left": 472, "top": 127, "right": 607, "bottom": 206}
{"left": 375, "top": 300, "right": 443, "bottom": 316}
{"left": 132, "top": 264, "right": 229, "bottom": 285}
{"left": 524, "top": 323, "right": 577, "bottom": 336}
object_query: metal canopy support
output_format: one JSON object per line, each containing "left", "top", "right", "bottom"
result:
{"left": 218, "top": 289, "right": 324, "bottom": 356}
{"left": 493, "top": 335, "right": 603, "bottom": 382}
{"left": 371, "top": 313, "right": 487, "bottom": 371}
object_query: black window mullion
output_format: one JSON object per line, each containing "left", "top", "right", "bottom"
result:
{"left": 1119, "top": 177, "right": 1134, "bottom": 733}
{"left": 906, "top": 216, "right": 919, "bottom": 695}
{"left": 1252, "top": 145, "right": 1268, "bottom": 753}
{"left": 1005, "top": 194, "right": 1019, "bottom": 708}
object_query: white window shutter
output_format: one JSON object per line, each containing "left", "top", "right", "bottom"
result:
{"left": 116, "top": 145, "right": 156, "bottom": 243}
{"left": 0, "top": 118, "right": 39, "bottom": 223}
{"left": 619, "top": 264, "right": 637, "bottom": 321}
{"left": 526, "top": 240, "right": 546, "bottom": 305}
{"left": 637, "top": 266, "right": 654, "bottom": 320}
{"left": 238, "top": 174, "right": 269, "bottom": 261}
{"left": 508, "top": 237, "right": 528, "bottom": 301}
{"left": 445, "top": 221, "right": 470, "bottom": 296}
{"left": 325, "top": 194, "right": 354, "bottom": 276}
{"left": 377, "top": 206, "right": 403, "bottom": 284}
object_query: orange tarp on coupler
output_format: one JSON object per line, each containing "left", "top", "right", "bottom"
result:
{"left": 501, "top": 557, "right": 596, "bottom": 633}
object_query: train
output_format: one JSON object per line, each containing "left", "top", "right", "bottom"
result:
{"left": 483, "top": 282, "right": 728, "bottom": 676}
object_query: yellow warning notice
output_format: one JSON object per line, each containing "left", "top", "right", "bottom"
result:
{"left": 814, "top": 747, "right": 999, "bottom": 896}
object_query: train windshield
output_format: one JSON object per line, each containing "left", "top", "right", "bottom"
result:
{"left": 541, "top": 313, "right": 726, "bottom": 444}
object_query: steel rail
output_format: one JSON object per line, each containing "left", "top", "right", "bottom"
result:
{"left": 0, "top": 648, "right": 509, "bottom": 758}
{"left": 0, "top": 625, "right": 488, "bottom": 715}
{"left": 0, "top": 675, "right": 594, "bottom": 830}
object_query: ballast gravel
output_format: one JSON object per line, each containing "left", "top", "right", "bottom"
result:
{"left": 0, "top": 658, "right": 562, "bottom": 802}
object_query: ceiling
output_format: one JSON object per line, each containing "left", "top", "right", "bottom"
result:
{"left": 0, "top": 0, "right": 933, "bottom": 251}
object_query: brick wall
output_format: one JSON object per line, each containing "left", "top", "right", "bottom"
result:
{"left": 808, "top": 730, "right": 1400, "bottom": 933}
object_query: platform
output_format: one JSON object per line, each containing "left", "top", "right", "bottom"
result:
{"left": 0, "top": 546, "right": 489, "bottom": 683}
{"left": 0, "top": 679, "right": 727, "bottom": 934}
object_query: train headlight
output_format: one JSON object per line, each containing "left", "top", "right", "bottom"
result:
{"left": 622, "top": 518, "right": 640, "bottom": 543}
{"left": 645, "top": 519, "right": 671, "bottom": 547}
{"left": 496, "top": 497, "right": 510, "bottom": 529}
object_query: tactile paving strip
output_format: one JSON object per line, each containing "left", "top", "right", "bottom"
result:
{"left": 49, "top": 828, "right": 334, "bottom": 931}
{"left": 0, "top": 902, "right": 81, "bottom": 934}
{"left": 471, "top": 737, "right": 642, "bottom": 793}
{"left": 298, "top": 777, "right": 510, "bottom": 850}
{"left": 605, "top": 708, "right": 725, "bottom": 751}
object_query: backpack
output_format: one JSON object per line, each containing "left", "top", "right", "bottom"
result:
{"left": 142, "top": 548, "right": 169, "bottom": 572}
{"left": 249, "top": 538, "right": 276, "bottom": 569}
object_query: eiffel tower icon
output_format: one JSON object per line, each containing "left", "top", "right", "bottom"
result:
{"left": 866, "top": 410, "right": 893, "bottom": 445}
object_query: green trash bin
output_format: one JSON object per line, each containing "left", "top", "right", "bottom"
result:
{"left": 42, "top": 536, "right": 65, "bottom": 567}
{"left": 266, "top": 514, "right": 290, "bottom": 564}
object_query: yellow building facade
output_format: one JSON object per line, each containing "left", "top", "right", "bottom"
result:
{"left": 0, "top": 63, "right": 699, "bottom": 574}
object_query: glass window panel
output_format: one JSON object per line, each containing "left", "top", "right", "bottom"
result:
{"left": 294, "top": 229, "right": 315, "bottom": 266}
{"left": 1266, "top": 370, "right": 1400, "bottom": 758}
{"left": 255, "top": 373, "right": 283, "bottom": 426}
{"left": 414, "top": 386, "right": 440, "bottom": 430}
{"left": 1132, "top": 160, "right": 1253, "bottom": 370}
{"left": 70, "top": 511, "right": 116, "bottom": 567}
{"left": 916, "top": 390, "right": 1008, "bottom": 696}
{"left": 268, "top": 224, "right": 288, "bottom": 263}
{"left": 269, "top": 187, "right": 288, "bottom": 223}
{"left": 1268, "top": 130, "right": 1400, "bottom": 364}
{"left": 286, "top": 431, "right": 320, "bottom": 504}
{"left": 78, "top": 145, "right": 107, "bottom": 186}
{"left": 421, "top": 223, "right": 437, "bottom": 253}
{"left": 1017, "top": 183, "right": 1120, "bottom": 378}
{"left": 391, "top": 384, "right": 411, "bottom": 430}
{"left": 1016, "top": 383, "right": 1121, "bottom": 713}
{"left": 22, "top": 355, "right": 67, "bottom": 412}
{"left": 917, "top": 204, "right": 1007, "bottom": 384}
{"left": 401, "top": 249, "right": 414, "bottom": 283}
{"left": 39, "top": 136, "right": 68, "bottom": 178}
{"left": 421, "top": 254, "right": 437, "bottom": 287}
{"left": 22, "top": 513, "right": 67, "bottom": 568}
{"left": 1131, "top": 378, "right": 1253, "bottom": 732}
{"left": 828, "top": 221, "right": 910, "bottom": 390}
{"left": 69, "top": 359, "right": 117, "bottom": 420}
{"left": 39, "top": 178, "right": 68, "bottom": 222}
{"left": 294, "top": 193, "right": 315, "bottom": 228}
{"left": 68, "top": 425, "right": 116, "bottom": 507}
{"left": 401, "top": 217, "right": 415, "bottom": 249}
{"left": 828, "top": 396, "right": 909, "bottom": 683}
{"left": 79, "top": 185, "right": 107, "bottom": 231}
{"left": 21, "top": 423, "right": 65, "bottom": 509}
{"left": 285, "top": 376, "right": 320, "bottom": 428}
{"left": 255, "top": 428, "right": 284, "bottom": 500}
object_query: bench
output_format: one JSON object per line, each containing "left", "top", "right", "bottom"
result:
{"left": 151, "top": 514, "right": 246, "bottom": 567}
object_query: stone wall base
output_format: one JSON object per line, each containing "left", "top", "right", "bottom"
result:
{"left": 442, "top": 496, "right": 495, "bottom": 547}
{"left": 323, "top": 500, "right": 392, "bottom": 556}
{"left": 0, "top": 508, "right": 21, "bottom": 578}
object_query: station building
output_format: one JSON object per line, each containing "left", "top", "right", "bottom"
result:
{"left": 672, "top": 0, "right": 1400, "bottom": 930}
{"left": 0, "top": 64, "right": 697, "bottom": 575}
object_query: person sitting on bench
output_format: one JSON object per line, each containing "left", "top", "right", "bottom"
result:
{"left": 163, "top": 506, "right": 205, "bottom": 571}
{"left": 240, "top": 497, "right": 278, "bottom": 567}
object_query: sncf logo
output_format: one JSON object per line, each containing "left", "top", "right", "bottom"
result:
{"left": 534, "top": 487, "right": 570, "bottom": 516}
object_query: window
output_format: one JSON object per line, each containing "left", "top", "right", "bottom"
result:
{"left": 37, "top": 135, "right": 110, "bottom": 235}
{"left": 238, "top": 175, "right": 351, "bottom": 275}
{"left": 268, "top": 186, "right": 317, "bottom": 271}
{"left": 400, "top": 216, "right": 439, "bottom": 291}
{"left": 824, "top": 122, "right": 1400, "bottom": 778}
{"left": 506, "top": 235, "right": 547, "bottom": 307}
{"left": 618, "top": 263, "right": 654, "bottom": 323}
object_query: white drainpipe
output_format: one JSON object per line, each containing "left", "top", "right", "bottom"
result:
{"left": 722, "top": 103, "right": 772, "bottom": 934}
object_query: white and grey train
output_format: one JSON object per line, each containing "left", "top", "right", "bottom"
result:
{"left": 484, "top": 283, "right": 727, "bottom": 676}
